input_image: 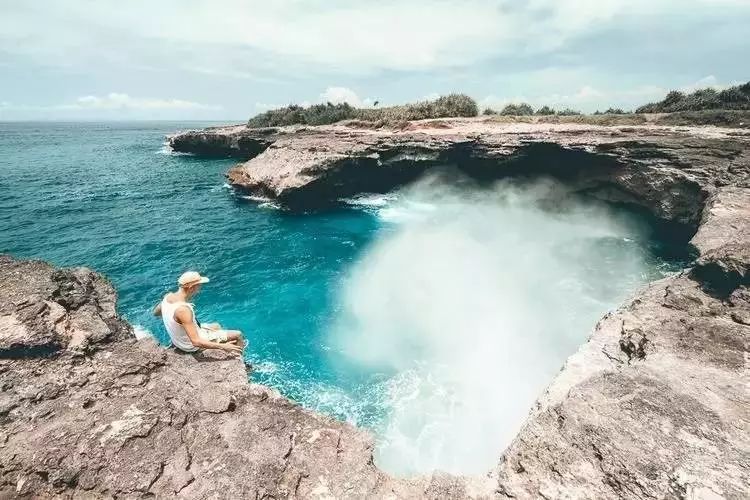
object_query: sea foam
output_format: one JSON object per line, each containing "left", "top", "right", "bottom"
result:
{"left": 132, "top": 325, "right": 154, "bottom": 340}
{"left": 332, "top": 173, "right": 654, "bottom": 476}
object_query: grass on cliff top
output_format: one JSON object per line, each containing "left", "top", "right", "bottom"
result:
{"left": 482, "top": 103, "right": 583, "bottom": 116}
{"left": 636, "top": 82, "right": 750, "bottom": 113}
{"left": 247, "top": 94, "right": 478, "bottom": 128}
{"left": 483, "top": 109, "right": 750, "bottom": 128}
{"left": 246, "top": 81, "right": 750, "bottom": 130}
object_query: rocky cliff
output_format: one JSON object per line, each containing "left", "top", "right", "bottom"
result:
{"left": 171, "top": 119, "right": 750, "bottom": 498}
{"left": 492, "top": 186, "right": 750, "bottom": 499}
{"left": 0, "top": 256, "right": 483, "bottom": 498}
{"left": 170, "top": 119, "right": 750, "bottom": 233}
{"left": 1, "top": 119, "right": 748, "bottom": 498}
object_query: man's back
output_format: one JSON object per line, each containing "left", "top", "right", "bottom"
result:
{"left": 160, "top": 294, "right": 199, "bottom": 352}
{"left": 154, "top": 272, "right": 244, "bottom": 354}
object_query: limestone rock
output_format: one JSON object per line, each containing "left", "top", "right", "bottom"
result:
{"left": 171, "top": 119, "right": 750, "bottom": 229}
{"left": 0, "top": 256, "right": 448, "bottom": 498}
{"left": 167, "top": 125, "right": 279, "bottom": 158}
{"left": 690, "top": 188, "right": 750, "bottom": 295}
{"left": 4, "top": 117, "right": 750, "bottom": 498}
{"left": 493, "top": 183, "right": 750, "bottom": 499}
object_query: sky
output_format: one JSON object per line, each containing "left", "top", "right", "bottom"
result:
{"left": 1, "top": 0, "right": 748, "bottom": 121}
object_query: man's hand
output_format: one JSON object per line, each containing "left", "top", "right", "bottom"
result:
{"left": 221, "top": 343, "right": 243, "bottom": 354}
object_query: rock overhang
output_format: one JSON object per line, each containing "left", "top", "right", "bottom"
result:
{"left": 172, "top": 120, "right": 750, "bottom": 233}
{"left": 2, "top": 120, "right": 746, "bottom": 497}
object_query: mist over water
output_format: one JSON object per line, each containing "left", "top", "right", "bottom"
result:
{"left": 333, "top": 173, "right": 667, "bottom": 476}
{"left": 0, "top": 124, "right": 680, "bottom": 480}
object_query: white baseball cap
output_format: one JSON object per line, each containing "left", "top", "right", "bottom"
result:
{"left": 178, "top": 271, "right": 210, "bottom": 287}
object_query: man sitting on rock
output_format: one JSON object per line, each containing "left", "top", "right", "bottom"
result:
{"left": 153, "top": 271, "right": 244, "bottom": 354}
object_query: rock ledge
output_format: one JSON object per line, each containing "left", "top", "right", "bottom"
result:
{"left": 3, "top": 119, "right": 749, "bottom": 498}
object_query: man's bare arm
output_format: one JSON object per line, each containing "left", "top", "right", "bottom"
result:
{"left": 174, "top": 306, "right": 241, "bottom": 353}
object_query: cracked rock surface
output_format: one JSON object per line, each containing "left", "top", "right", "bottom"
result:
{"left": 2, "top": 197, "right": 747, "bottom": 500}
{"left": 494, "top": 187, "right": 750, "bottom": 499}
{"left": 0, "top": 256, "right": 480, "bottom": 498}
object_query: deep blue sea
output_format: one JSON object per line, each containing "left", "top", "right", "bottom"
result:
{"left": 0, "top": 122, "right": 681, "bottom": 475}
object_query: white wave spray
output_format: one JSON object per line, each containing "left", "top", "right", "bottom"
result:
{"left": 331, "top": 173, "right": 654, "bottom": 476}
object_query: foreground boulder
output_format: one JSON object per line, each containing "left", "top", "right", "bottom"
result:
{"left": 0, "top": 256, "right": 482, "bottom": 498}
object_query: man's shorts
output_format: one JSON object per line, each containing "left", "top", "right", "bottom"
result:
{"left": 198, "top": 328, "right": 229, "bottom": 343}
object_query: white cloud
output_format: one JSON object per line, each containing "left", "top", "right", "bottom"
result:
{"left": 320, "top": 87, "right": 361, "bottom": 106}
{"left": 60, "top": 93, "right": 220, "bottom": 111}
{"left": 480, "top": 75, "right": 744, "bottom": 113}
{"left": 573, "top": 85, "right": 604, "bottom": 99}
{"left": 0, "top": 93, "right": 223, "bottom": 120}
{"left": 678, "top": 75, "right": 743, "bottom": 93}
{"left": 682, "top": 75, "right": 721, "bottom": 92}
{"left": 1, "top": 2, "right": 747, "bottom": 120}
{"left": 480, "top": 88, "right": 614, "bottom": 112}
{"left": 319, "top": 87, "right": 374, "bottom": 107}
{"left": 254, "top": 102, "right": 282, "bottom": 111}
{"left": 4, "top": 0, "right": 725, "bottom": 75}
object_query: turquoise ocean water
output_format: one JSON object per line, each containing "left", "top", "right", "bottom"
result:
{"left": 0, "top": 122, "right": 680, "bottom": 475}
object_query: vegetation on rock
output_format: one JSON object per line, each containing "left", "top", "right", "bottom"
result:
{"left": 246, "top": 80, "right": 750, "bottom": 128}
{"left": 247, "top": 94, "right": 478, "bottom": 128}
{"left": 500, "top": 103, "right": 535, "bottom": 116}
{"left": 592, "top": 108, "right": 628, "bottom": 115}
{"left": 535, "top": 105, "right": 555, "bottom": 115}
{"left": 556, "top": 108, "right": 583, "bottom": 116}
{"left": 637, "top": 82, "right": 750, "bottom": 113}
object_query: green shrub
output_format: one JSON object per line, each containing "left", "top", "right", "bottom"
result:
{"left": 247, "top": 102, "right": 359, "bottom": 127}
{"left": 431, "top": 94, "right": 479, "bottom": 117}
{"left": 636, "top": 81, "right": 750, "bottom": 113}
{"left": 604, "top": 107, "right": 627, "bottom": 114}
{"left": 500, "top": 103, "right": 534, "bottom": 115}
{"left": 557, "top": 108, "right": 582, "bottom": 116}
{"left": 535, "top": 105, "right": 555, "bottom": 115}
{"left": 247, "top": 94, "right": 479, "bottom": 128}
{"left": 483, "top": 108, "right": 497, "bottom": 115}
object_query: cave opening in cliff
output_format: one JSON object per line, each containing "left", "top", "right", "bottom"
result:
{"left": 320, "top": 169, "right": 687, "bottom": 477}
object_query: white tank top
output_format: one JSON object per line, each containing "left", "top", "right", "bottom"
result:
{"left": 160, "top": 296, "right": 199, "bottom": 352}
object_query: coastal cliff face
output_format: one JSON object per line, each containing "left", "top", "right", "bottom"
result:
{"left": 170, "top": 119, "right": 750, "bottom": 232}
{"left": 2, "top": 224, "right": 748, "bottom": 499}
{"left": 493, "top": 186, "right": 750, "bottom": 499}
{"left": 168, "top": 119, "right": 748, "bottom": 498}
{"left": 0, "top": 255, "right": 482, "bottom": 498}
{"left": 2, "top": 119, "right": 748, "bottom": 498}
